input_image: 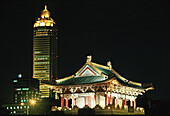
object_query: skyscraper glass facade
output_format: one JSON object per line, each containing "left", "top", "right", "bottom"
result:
{"left": 33, "top": 5, "right": 58, "bottom": 98}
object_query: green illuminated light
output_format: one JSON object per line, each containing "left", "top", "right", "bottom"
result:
{"left": 22, "top": 88, "right": 29, "bottom": 90}
{"left": 13, "top": 80, "right": 17, "bottom": 82}
{"left": 16, "top": 88, "right": 21, "bottom": 91}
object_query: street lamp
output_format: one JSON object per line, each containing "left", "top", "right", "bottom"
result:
{"left": 30, "top": 99, "right": 36, "bottom": 105}
{"left": 30, "top": 99, "right": 36, "bottom": 115}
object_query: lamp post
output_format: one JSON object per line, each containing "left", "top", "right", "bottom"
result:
{"left": 30, "top": 99, "right": 36, "bottom": 105}
{"left": 30, "top": 99, "right": 36, "bottom": 115}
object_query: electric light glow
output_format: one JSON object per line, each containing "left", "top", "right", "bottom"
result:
{"left": 30, "top": 99, "right": 36, "bottom": 105}
{"left": 18, "top": 74, "right": 22, "bottom": 78}
{"left": 34, "top": 5, "right": 55, "bottom": 28}
{"left": 20, "top": 102, "right": 24, "bottom": 106}
{"left": 13, "top": 80, "right": 17, "bottom": 82}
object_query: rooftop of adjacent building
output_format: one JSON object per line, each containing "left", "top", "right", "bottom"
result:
{"left": 12, "top": 74, "right": 39, "bottom": 89}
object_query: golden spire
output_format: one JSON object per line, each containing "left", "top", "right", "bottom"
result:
{"left": 44, "top": 5, "right": 47, "bottom": 11}
{"left": 41, "top": 5, "right": 50, "bottom": 18}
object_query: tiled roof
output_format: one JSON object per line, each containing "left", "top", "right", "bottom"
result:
{"left": 42, "top": 60, "right": 153, "bottom": 90}
{"left": 95, "top": 65, "right": 145, "bottom": 89}
{"left": 56, "top": 76, "right": 105, "bottom": 85}
{"left": 95, "top": 66, "right": 114, "bottom": 75}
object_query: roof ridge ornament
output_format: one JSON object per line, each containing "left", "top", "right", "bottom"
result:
{"left": 107, "top": 61, "right": 112, "bottom": 69}
{"left": 86, "top": 55, "right": 92, "bottom": 63}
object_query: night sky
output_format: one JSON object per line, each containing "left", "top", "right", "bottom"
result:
{"left": 0, "top": 0, "right": 170, "bottom": 104}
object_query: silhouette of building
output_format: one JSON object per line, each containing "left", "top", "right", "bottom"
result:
{"left": 33, "top": 5, "right": 58, "bottom": 98}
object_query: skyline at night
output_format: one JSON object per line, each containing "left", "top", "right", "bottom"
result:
{"left": 1, "top": 0, "right": 170, "bottom": 106}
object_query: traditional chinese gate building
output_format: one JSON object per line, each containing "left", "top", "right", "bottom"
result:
{"left": 42, "top": 56, "right": 153, "bottom": 110}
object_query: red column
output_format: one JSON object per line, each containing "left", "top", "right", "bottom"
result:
{"left": 105, "top": 94, "right": 108, "bottom": 107}
{"left": 75, "top": 98, "right": 76, "bottom": 106}
{"left": 85, "top": 97, "right": 86, "bottom": 105}
{"left": 88, "top": 96, "right": 91, "bottom": 108}
{"left": 116, "top": 96, "right": 119, "bottom": 105}
{"left": 61, "top": 96, "right": 64, "bottom": 108}
{"left": 66, "top": 98, "right": 68, "bottom": 108}
{"left": 109, "top": 94, "right": 112, "bottom": 104}
{"left": 94, "top": 95, "right": 96, "bottom": 106}
{"left": 123, "top": 97, "right": 126, "bottom": 105}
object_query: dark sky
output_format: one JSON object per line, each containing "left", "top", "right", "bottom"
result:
{"left": 0, "top": 0, "right": 170, "bottom": 104}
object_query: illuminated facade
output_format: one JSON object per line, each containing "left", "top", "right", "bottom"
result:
{"left": 42, "top": 56, "right": 154, "bottom": 114}
{"left": 33, "top": 5, "right": 58, "bottom": 98}
{"left": 2, "top": 103, "right": 29, "bottom": 115}
{"left": 13, "top": 76, "right": 40, "bottom": 103}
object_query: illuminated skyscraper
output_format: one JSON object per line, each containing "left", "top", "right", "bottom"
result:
{"left": 33, "top": 5, "right": 58, "bottom": 98}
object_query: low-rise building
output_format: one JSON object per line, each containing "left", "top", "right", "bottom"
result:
{"left": 2, "top": 74, "right": 40, "bottom": 115}
{"left": 13, "top": 75, "right": 40, "bottom": 103}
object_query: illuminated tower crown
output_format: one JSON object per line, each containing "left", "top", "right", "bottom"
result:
{"left": 34, "top": 5, "right": 55, "bottom": 27}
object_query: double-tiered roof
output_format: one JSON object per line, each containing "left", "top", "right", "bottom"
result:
{"left": 42, "top": 56, "right": 153, "bottom": 96}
